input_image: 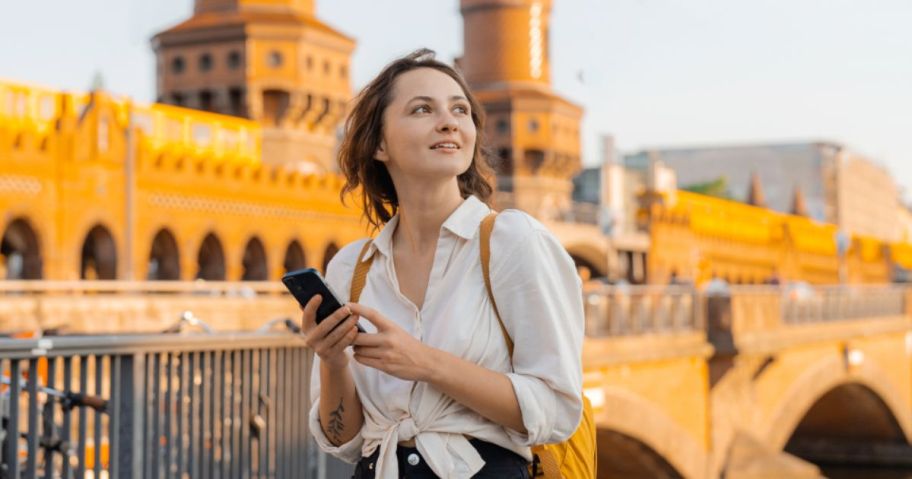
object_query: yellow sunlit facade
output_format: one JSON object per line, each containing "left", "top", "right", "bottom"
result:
{"left": 645, "top": 190, "right": 910, "bottom": 285}
{"left": 0, "top": 79, "right": 364, "bottom": 281}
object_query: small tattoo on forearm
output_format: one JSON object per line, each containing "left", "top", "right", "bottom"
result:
{"left": 328, "top": 398, "right": 345, "bottom": 443}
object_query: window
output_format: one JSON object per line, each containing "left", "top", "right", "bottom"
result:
{"left": 323, "top": 60, "right": 331, "bottom": 74}
{"left": 268, "top": 50, "right": 283, "bottom": 68}
{"left": 528, "top": 119, "right": 540, "bottom": 132}
{"left": 228, "top": 88, "right": 244, "bottom": 116}
{"left": 172, "top": 92, "right": 185, "bottom": 106}
{"left": 306, "top": 55, "right": 313, "bottom": 70}
{"left": 496, "top": 119, "right": 509, "bottom": 134}
{"left": 340, "top": 65, "right": 347, "bottom": 78}
{"left": 171, "top": 56, "right": 185, "bottom": 74}
{"left": 199, "top": 90, "right": 214, "bottom": 112}
{"left": 262, "top": 89, "right": 290, "bottom": 126}
{"left": 199, "top": 53, "right": 213, "bottom": 72}
{"left": 227, "top": 51, "right": 242, "bottom": 69}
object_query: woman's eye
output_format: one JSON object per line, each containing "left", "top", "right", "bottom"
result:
{"left": 453, "top": 105, "right": 469, "bottom": 114}
{"left": 413, "top": 105, "right": 431, "bottom": 114}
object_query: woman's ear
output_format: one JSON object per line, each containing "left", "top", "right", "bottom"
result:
{"left": 374, "top": 140, "right": 389, "bottom": 163}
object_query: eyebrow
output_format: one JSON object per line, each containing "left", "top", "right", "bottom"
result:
{"left": 407, "top": 95, "right": 468, "bottom": 103}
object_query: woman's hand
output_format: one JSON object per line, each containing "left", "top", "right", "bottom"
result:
{"left": 301, "top": 295, "right": 361, "bottom": 370}
{"left": 349, "top": 303, "right": 437, "bottom": 382}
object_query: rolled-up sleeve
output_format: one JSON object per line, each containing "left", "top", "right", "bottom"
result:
{"left": 306, "top": 240, "right": 368, "bottom": 462}
{"left": 491, "top": 219, "right": 584, "bottom": 445}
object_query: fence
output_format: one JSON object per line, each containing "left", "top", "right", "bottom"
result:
{"left": 0, "top": 281, "right": 299, "bottom": 335}
{"left": 582, "top": 285, "right": 701, "bottom": 336}
{"left": 0, "top": 332, "right": 353, "bottom": 479}
{"left": 780, "top": 284, "right": 907, "bottom": 324}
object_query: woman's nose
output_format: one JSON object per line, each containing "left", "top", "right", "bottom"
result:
{"left": 438, "top": 115, "right": 458, "bottom": 132}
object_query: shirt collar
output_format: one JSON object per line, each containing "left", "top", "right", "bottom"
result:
{"left": 367, "top": 195, "right": 492, "bottom": 259}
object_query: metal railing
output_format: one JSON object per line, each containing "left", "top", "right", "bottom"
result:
{"left": 0, "top": 280, "right": 286, "bottom": 295}
{"left": 0, "top": 332, "right": 331, "bottom": 479}
{"left": 0, "top": 281, "right": 298, "bottom": 337}
{"left": 583, "top": 285, "right": 701, "bottom": 336}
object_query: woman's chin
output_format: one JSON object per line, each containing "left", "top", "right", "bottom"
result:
{"left": 417, "top": 158, "right": 473, "bottom": 178}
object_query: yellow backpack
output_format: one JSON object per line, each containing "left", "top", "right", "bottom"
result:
{"left": 479, "top": 212, "right": 597, "bottom": 479}
{"left": 349, "top": 212, "right": 597, "bottom": 478}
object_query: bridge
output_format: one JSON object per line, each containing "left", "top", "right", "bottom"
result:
{"left": 584, "top": 283, "right": 912, "bottom": 478}
{"left": 2, "top": 282, "right": 910, "bottom": 478}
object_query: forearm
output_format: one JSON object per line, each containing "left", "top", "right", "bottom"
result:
{"left": 424, "top": 349, "right": 527, "bottom": 434}
{"left": 318, "top": 362, "right": 364, "bottom": 446}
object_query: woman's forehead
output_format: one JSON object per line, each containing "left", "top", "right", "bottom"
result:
{"left": 391, "top": 68, "right": 466, "bottom": 102}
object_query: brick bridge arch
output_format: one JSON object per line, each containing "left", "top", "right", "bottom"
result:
{"left": 764, "top": 351, "right": 912, "bottom": 451}
{"left": 595, "top": 387, "right": 707, "bottom": 479}
{"left": 565, "top": 241, "right": 608, "bottom": 278}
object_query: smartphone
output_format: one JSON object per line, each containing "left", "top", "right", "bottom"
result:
{"left": 282, "top": 268, "right": 365, "bottom": 333}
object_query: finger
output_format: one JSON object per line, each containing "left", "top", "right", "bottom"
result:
{"left": 311, "top": 304, "right": 354, "bottom": 338}
{"left": 352, "top": 345, "right": 384, "bottom": 360}
{"left": 304, "top": 308, "right": 352, "bottom": 349}
{"left": 347, "top": 303, "right": 391, "bottom": 331}
{"left": 300, "top": 295, "right": 323, "bottom": 331}
{"left": 326, "top": 325, "right": 360, "bottom": 355}
{"left": 313, "top": 319, "right": 355, "bottom": 357}
{"left": 323, "top": 315, "right": 359, "bottom": 348}
{"left": 352, "top": 333, "right": 385, "bottom": 347}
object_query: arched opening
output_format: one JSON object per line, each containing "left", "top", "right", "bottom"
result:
{"left": 524, "top": 149, "right": 546, "bottom": 174}
{"left": 569, "top": 253, "right": 604, "bottom": 282}
{"left": 597, "top": 429, "right": 684, "bottom": 479}
{"left": 0, "top": 218, "right": 42, "bottom": 279}
{"left": 196, "top": 233, "right": 225, "bottom": 281}
{"left": 242, "top": 237, "right": 268, "bottom": 281}
{"left": 80, "top": 225, "right": 117, "bottom": 280}
{"left": 322, "top": 243, "right": 339, "bottom": 274}
{"left": 283, "top": 240, "right": 306, "bottom": 274}
{"left": 262, "top": 89, "right": 290, "bottom": 126}
{"left": 147, "top": 229, "right": 181, "bottom": 280}
{"left": 784, "top": 383, "right": 910, "bottom": 476}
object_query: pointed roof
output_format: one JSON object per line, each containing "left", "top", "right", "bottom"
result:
{"left": 746, "top": 172, "right": 766, "bottom": 208}
{"left": 791, "top": 185, "right": 808, "bottom": 217}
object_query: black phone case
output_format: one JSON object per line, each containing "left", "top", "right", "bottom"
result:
{"left": 282, "top": 268, "right": 344, "bottom": 323}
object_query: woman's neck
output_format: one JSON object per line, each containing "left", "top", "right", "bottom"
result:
{"left": 393, "top": 181, "right": 465, "bottom": 256}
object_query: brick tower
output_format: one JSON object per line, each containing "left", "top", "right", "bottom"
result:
{"left": 460, "top": 0, "right": 583, "bottom": 218}
{"left": 152, "top": 0, "right": 355, "bottom": 172}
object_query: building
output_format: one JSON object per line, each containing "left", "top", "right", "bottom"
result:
{"left": 456, "top": 0, "right": 616, "bottom": 280}
{"left": 2, "top": 0, "right": 616, "bottom": 283}
{"left": 459, "top": 0, "right": 584, "bottom": 221}
{"left": 572, "top": 135, "right": 670, "bottom": 283}
{"left": 152, "top": 0, "right": 355, "bottom": 172}
{"left": 0, "top": 0, "right": 364, "bottom": 282}
{"left": 624, "top": 142, "right": 902, "bottom": 242}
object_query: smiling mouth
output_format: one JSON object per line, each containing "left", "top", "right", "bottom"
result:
{"left": 430, "top": 142, "right": 460, "bottom": 150}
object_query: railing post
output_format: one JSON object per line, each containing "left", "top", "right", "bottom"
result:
{"left": 111, "top": 352, "right": 145, "bottom": 478}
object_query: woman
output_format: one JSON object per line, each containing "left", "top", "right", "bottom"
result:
{"left": 303, "top": 49, "right": 584, "bottom": 479}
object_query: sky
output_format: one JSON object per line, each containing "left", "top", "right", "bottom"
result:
{"left": 2, "top": 0, "right": 911, "bottom": 196}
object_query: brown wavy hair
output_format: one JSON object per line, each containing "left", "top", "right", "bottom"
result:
{"left": 338, "top": 48, "right": 496, "bottom": 232}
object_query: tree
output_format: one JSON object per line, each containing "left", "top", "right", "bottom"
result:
{"left": 681, "top": 176, "right": 730, "bottom": 199}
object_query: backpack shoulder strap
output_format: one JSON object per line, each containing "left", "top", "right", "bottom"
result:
{"left": 350, "top": 240, "right": 375, "bottom": 302}
{"left": 480, "top": 212, "right": 514, "bottom": 356}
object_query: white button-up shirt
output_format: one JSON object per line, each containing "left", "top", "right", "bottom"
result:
{"left": 308, "top": 195, "right": 584, "bottom": 479}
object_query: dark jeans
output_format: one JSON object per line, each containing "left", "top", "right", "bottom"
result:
{"left": 352, "top": 438, "right": 530, "bottom": 479}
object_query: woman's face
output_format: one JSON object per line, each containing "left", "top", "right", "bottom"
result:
{"left": 375, "top": 67, "right": 476, "bottom": 183}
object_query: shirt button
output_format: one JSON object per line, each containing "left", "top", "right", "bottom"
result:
{"left": 407, "top": 453, "right": 420, "bottom": 466}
